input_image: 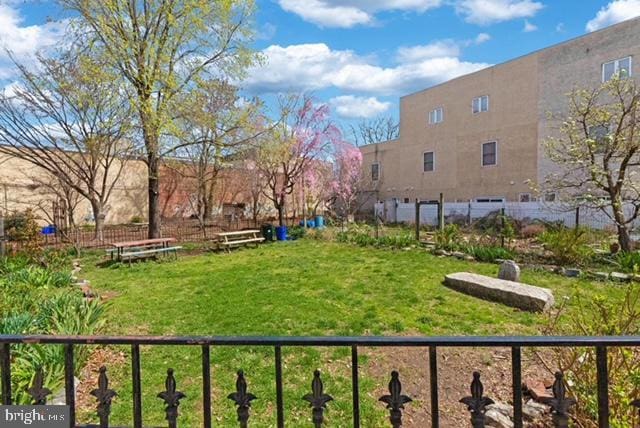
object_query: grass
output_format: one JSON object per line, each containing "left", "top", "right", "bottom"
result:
{"left": 79, "top": 239, "right": 622, "bottom": 427}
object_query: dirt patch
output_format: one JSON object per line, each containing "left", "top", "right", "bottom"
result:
{"left": 76, "top": 347, "right": 127, "bottom": 419}
{"left": 364, "top": 346, "right": 555, "bottom": 427}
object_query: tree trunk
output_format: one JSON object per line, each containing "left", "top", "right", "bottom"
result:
{"left": 148, "top": 153, "right": 162, "bottom": 239}
{"left": 277, "top": 202, "right": 284, "bottom": 227}
{"left": 90, "top": 199, "right": 105, "bottom": 241}
{"left": 618, "top": 224, "right": 633, "bottom": 252}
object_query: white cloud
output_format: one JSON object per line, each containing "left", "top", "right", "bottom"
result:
{"left": 242, "top": 42, "right": 491, "bottom": 96}
{"left": 0, "top": 3, "right": 68, "bottom": 79}
{"left": 330, "top": 95, "right": 392, "bottom": 118}
{"left": 586, "top": 0, "right": 640, "bottom": 32}
{"left": 474, "top": 32, "right": 492, "bottom": 44}
{"left": 455, "top": 0, "right": 544, "bottom": 25}
{"left": 277, "top": 0, "right": 442, "bottom": 28}
{"left": 396, "top": 40, "right": 460, "bottom": 62}
{"left": 523, "top": 20, "right": 538, "bottom": 32}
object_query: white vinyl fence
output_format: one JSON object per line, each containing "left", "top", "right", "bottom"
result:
{"left": 375, "top": 200, "right": 640, "bottom": 231}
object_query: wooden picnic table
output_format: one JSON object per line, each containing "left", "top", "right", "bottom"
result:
{"left": 213, "top": 230, "right": 264, "bottom": 252}
{"left": 110, "top": 238, "right": 176, "bottom": 261}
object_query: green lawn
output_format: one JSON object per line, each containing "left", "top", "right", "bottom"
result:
{"left": 79, "top": 239, "right": 618, "bottom": 427}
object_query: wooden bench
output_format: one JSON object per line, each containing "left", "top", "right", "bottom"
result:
{"left": 213, "top": 230, "right": 265, "bottom": 252}
{"left": 120, "top": 246, "right": 183, "bottom": 265}
{"left": 108, "top": 238, "right": 180, "bottom": 263}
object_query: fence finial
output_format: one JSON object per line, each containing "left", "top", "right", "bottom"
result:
{"left": 303, "top": 370, "right": 333, "bottom": 427}
{"left": 379, "top": 371, "right": 412, "bottom": 428}
{"left": 228, "top": 370, "right": 256, "bottom": 428}
{"left": 460, "top": 372, "right": 494, "bottom": 428}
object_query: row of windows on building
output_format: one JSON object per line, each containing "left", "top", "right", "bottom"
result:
{"left": 427, "top": 95, "right": 488, "bottom": 125}
{"left": 426, "top": 56, "right": 632, "bottom": 126}
{"left": 394, "top": 193, "right": 557, "bottom": 204}
{"left": 370, "top": 141, "right": 498, "bottom": 183}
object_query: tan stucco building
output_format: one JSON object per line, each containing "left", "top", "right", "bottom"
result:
{"left": 361, "top": 17, "right": 640, "bottom": 205}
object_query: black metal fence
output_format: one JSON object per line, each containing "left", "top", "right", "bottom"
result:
{"left": 1, "top": 334, "right": 639, "bottom": 427}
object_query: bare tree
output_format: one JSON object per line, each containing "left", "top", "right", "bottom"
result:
{"left": 348, "top": 116, "right": 399, "bottom": 146}
{"left": 0, "top": 53, "right": 133, "bottom": 240}
{"left": 167, "top": 81, "right": 264, "bottom": 233}
{"left": 542, "top": 76, "right": 640, "bottom": 251}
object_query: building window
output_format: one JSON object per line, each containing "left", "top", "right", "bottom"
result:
{"left": 589, "top": 124, "right": 610, "bottom": 152}
{"left": 476, "top": 197, "right": 505, "bottom": 203}
{"left": 482, "top": 141, "right": 497, "bottom": 166}
{"left": 371, "top": 163, "right": 380, "bottom": 181}
{"left": 544, "top": 193, "right": 556, "bottom": 202}
{"left": 519, "top": 193, "right": 532, "bottom": 203}
{"left": 403, "top": 198, "right": 410, "bottom": 203}
{"left": 429, "top": 107, "right": 443, "bottom": 124}
{"left": 472, "top": 95, "right": 489, "bottom": 114}
{"left": 603, "top": 56, "right": 632, "bottom": 82}
{"left": 423, "top": 151, "right": 434, "bottom": 172}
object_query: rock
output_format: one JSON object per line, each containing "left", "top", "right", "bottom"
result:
{"left": 464, "top": 255, "right": 476, "bottom": 262}
{"left": 498, "top": 260, "right": 521, "bottom": 282}
{"left": 524, "top": 378, "right": 553, "bottom": 401}
{"left": 594, "top": 272, "right": 610, "bottom": 281}
{"left": 488, "top": 401, "right": 513, "bottom": 418}
{"left": 611, "top": 272, "right": 631, "bottom": 282}
{"left": 564, "top": 268, "right": 581, "bottom": 278}
{"left": 434, "top": 249, "right": 449, "bottom": 256}
{"left": 610, "top": 242, "right": 620, "bottom": 254}
{"left": 523, "top": 399, "right": 549, "bottom": 420}
{"left": 452, "top": 251, "right": 466, "bottom": 259}
{"left": 444, "top": 272, "right": 555, "bottom": 312}
{"left": 50, "top": 377, "right": 79, "bottom": 405}
{"left": 485, "top": 409, "right": 514, "bottom": 428}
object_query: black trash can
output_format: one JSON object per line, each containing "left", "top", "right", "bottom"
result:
{"left": 261, "top": 224, "right": 275, "bottom": 242}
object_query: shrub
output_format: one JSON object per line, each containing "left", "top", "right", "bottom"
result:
{"left": 288, "top": 225, "right": 307, "bottom": 240}
{"left": 5, "top": 209, "right": 42, "bottom": 256}
{"left": 519, "top": 223, "right": 546, "bottom": 239}
{"left": 538, "top": 227, "right": 594, "bottom": 265}
{"left": 614, "top": 251, "right": 640, "bottom": 273}
{"left": 434, "top": 224, "right": 462, "bottom": 251}
{"left": 542, "top": 284, "right": 640, "bottom": 427}
{"left": 464, "top": 245, "right": 515, "bottom": 263}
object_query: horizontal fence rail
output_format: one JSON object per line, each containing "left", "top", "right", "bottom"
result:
{"left": 1, "top": 335, "right": 640, "bottom": 427}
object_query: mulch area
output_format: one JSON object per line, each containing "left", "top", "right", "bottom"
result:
{"left": 364, "top": 346, "right": 556, "bottom": 427}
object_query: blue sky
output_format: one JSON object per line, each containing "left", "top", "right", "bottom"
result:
{"left": 2, "top": 0, "right": 640, "bottom": 124}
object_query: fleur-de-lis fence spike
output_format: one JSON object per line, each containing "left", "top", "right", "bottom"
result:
{"left": 227, "top": 370, "right": 257, "bottom": 428}
{"left": 302, "top": 370, "right": 333, "bottom": 427}
{"left": 28, "top": 369, "right": 51, "bottom": 405}
{"left": 379, "top": 371, "right": 412, "bottom": 428}
{"left": 540, "top": 372, "right": 576, "bottom": 428}
{"left": 460, "top": 372, "right": 494, "bottom": 428}
{"left": 157, "top": 368, "right": 186, "bottom": 428}
{"left": 90, "top": 366, "right": 117, "bottom": 428}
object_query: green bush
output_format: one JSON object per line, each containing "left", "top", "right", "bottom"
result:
{"left": 0, "top": 254, "right": 104, "bottom": 404}
{"left": 336, "top": 224, "right": 415, "bottom": 249}
{"left": 539, "top": 227, "right": 595, "bottom": 265}
{"left": 288, "top": 225, "right": 307, "bottom": 240}
{"left": 464, "top": 245, "right": 515, "bottom": 263}
{"left": 614, "top": 251, "right": 640, "bottom": 273}
{"left": 543, "top": 284, "right": 640, "bottom": 427}
{"left": 434, "top": 224, "right": 462, "bottom": 251}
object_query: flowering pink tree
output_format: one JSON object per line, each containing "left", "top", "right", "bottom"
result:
{"left": 332, "top": 141, "right": 364, "bottom": 219}
{"left": 259, "top": 94, "right": 341, "bottom": 226}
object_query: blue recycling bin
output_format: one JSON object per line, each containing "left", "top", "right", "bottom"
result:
{"left": 41, "top": 225, "right": 56, "bottom": 235}
{"left": 315, "top": 215, "right": 325, "bottom": 228}
{"left": 276, "top": 226, "right": 288, "bottom": 241}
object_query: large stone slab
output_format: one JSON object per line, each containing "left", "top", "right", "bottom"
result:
{"left": 444, "top": 272, "right": 554, "bottom": 312}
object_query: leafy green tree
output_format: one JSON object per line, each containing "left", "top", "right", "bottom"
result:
{"left": 62, "top": 0, "right": 258, "bottom": 238}
{"left": 543, "top": 76, "right": 640, "bottom": 252}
